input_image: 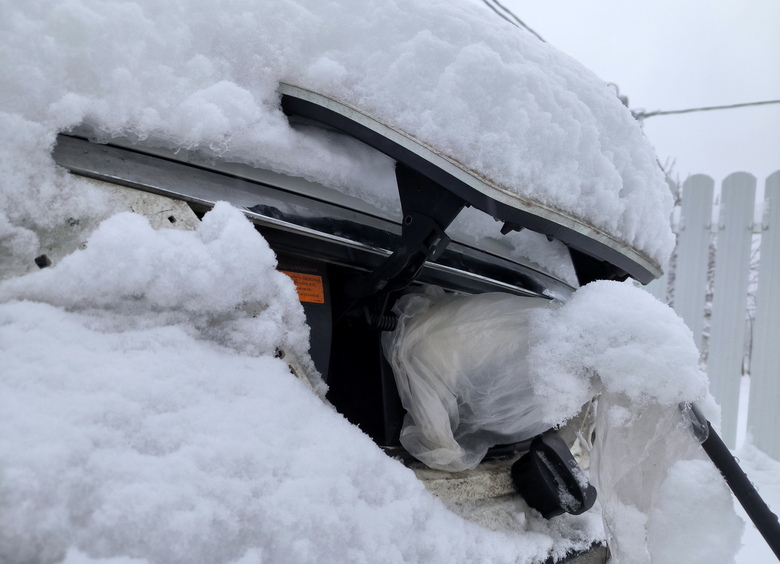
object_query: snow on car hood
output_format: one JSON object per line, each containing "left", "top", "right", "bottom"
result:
{"left": 1, "top": 0, "right": 673, "bottom": 273}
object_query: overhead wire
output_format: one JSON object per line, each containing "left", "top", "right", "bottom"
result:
{"left": 477, "top": 5, "right": 778, "bottom": 122}
{"left": 481, "top": 0, "right": 545, "bottom": 42}
{"left": 481, "top": 0, "right": 514, "bottom": 27}
{"left": 633, "top": 99, "right": 780, "bottom": 120}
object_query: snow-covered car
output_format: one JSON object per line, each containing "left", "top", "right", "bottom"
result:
{"left": 53, "top": 82, "right": 659, "bottom": 442}
{"left": 5, "top": 1, "right": 760, "bottom": 563}
{"left": 47, "top": 81, "right": 672, "bottom": 562}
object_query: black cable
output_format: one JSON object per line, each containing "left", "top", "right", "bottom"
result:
{"left": 701, "top": 421, "right": 780, "bottom": 560}
{"left": 685, "top": 403, "right": 780, "bottom": 560}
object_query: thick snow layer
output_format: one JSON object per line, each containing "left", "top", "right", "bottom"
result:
{"left": 0, "top": 203, "right": 597, "bottom": 564}
{"left": 0, "top": 0, "right": 749, "bottom": 562}
{"left": 0, "top": 0, "right": 673, "bottom": 274}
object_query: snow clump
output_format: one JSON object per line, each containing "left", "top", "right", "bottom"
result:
{"left": 0, "top": 202, "right": 314, "bottom": 373}
{"left": 527, "top": 281, "right": 742, "bottom": 564}
{"left": 527, "top": 280, "right": 713, "bottom": 426}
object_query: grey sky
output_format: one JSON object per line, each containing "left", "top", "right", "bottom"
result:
{"left": 502, "top": 0, "right": 780, "bottom": 184}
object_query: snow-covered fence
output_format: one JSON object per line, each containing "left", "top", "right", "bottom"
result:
{"left": 647, "top": 170, "right": 780, "bottom": 454}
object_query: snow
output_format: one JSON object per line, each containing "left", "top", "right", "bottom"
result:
{"left": 0, "top": 204, "right": 314, "bottom": 371}
{"left": 527, "top": 281, "right": 714, "bottom": 427}
{"left": 734, "top": 442, "right": 780, "bottom": 564}
{"left": 0, "top": 0, "right": 673, "bottom": 273}
{"left": 0, "top": 204, "right": 595, "bottom": 564}
{"left": 0, "top": 0, "right": 768, "bottom": 562}
{"left": 648, "top": 459, "right": 743, "bottom": 563}
{"left": 527, "top": 282, "right": 744, "bottom": 563}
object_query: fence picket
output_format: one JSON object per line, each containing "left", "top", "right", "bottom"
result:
{"left": 748, "top": 171, "right": 780, "bottom": 458}
{"left": 657, "top": 170, "right": 780, "bottom": 451}
{"left": 673, "top": 175, "right": 714, "bottom": 350}
{"left": 706, "top": 172, "right": 756, "bottom": 447}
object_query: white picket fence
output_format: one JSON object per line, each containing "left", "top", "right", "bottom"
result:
{"left": 646, "top": 170, "right": 780, "bottom": 455}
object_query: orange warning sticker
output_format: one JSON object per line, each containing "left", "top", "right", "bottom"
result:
{"left": 281, "top": 271, "right": 325, "bottom": 304}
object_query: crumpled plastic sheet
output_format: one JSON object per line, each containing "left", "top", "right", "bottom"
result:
{"left": 591, "top": 394, "right": 743, "bottom": 564}
{"left": 382, "top": 287, "right": 554, "bottom": 471}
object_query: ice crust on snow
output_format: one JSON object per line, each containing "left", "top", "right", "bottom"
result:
{"left": 1, "top": 0, "right": 673, "bottom": 274}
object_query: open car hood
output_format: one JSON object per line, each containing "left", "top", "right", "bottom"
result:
{"left": 280, "top": 83, "right": 663, "bottom": 285}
